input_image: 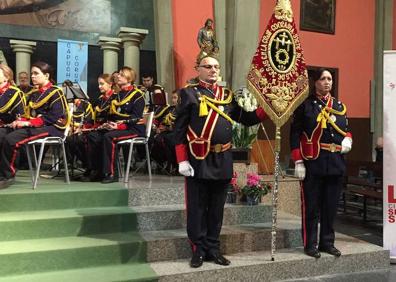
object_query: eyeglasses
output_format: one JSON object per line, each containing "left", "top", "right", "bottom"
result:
{"left": 199, "top": 64, "right": 220, "bottom": 70}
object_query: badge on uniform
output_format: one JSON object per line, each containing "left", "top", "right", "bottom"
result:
{"left": 218, "top": 105, "right": 224, "bottom": 112}
{"left": 330, "top": 114, "right": 336, "bottom": 123}
{"left": 31, "top": 109, "right": 36, "bottom": 117}
{"left": 117, "top": 107, "right": 121, "bottom": 113}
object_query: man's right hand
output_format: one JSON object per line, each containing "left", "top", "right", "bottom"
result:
{"left": 178, "top": 161, "right": 194, "bottom": 177}
{"left": 294, "top": 160, "right": 306, "bottom": 180}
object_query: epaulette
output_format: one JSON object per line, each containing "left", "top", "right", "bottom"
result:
{"left": 184, "top": 82, "right": 199, "bottom": 88}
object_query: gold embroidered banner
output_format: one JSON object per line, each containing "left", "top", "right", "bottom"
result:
{"left": 247, "top": 0, "right": 308, "bottom": 128}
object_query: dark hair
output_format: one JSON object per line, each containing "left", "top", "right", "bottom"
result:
{"left": 141, "top": 73, "right": 154, "bottom": 79}
{"left": 205, "top": 18, "right": 213, "bottom": 27}
{"left": 309, "top": 68, "right": 332, "bottom": 96}
{"left": 31, "top": 61, "right": 54, "bottom": 81}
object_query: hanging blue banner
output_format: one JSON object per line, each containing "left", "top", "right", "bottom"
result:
{"left": 57, "top": 39, "right": 88, "bottom": 94}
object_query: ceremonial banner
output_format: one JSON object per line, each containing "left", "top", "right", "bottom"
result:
{"left": 383, "top": 50, "right": 396, "bottom": 262}
{"left": 57, "top": 39, "right": 88, "bottom": 94}
{"left": 247, "top": 0, "right": 308, "bottom": 127}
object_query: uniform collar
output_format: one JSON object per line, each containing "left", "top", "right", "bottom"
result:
{"left": 121, "top": 84, "right": 134, "bottom": 92}
{"left": 103, "top": 89, "right": 114, "bottom": 100}
{"left": 0, "top": 82, "right": 10, "bottom": 94}
{"left": 38, "top": 82, "right": 53, "bottom": 94}
{"left": 199, "top": 80, "right": 217, "bottom": 92}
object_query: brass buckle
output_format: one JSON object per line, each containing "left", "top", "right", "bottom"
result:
{"left": 329, "top": 143, "right": 336, "bottom": 153}
{"left": 214, "top": 144, "right": 222, "bottom": 153}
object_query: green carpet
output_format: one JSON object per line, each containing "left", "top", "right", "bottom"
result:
{"left": 0, "top": 171, "right": 158, "bottom": 281}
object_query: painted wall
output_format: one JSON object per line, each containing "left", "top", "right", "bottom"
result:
{"left": 260, "top": 0, "right": 375, "bottom": 118}
{"left": 394, "top": 0, "right": 396, "bottom": 49}
{"left": 172, "top": 0, "right": 214, "bottom": 87}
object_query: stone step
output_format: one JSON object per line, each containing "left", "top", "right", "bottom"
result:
{"left": 132, "top": 203, "right": 272, "bottom": 231}
{"left": 142, "top": 219, "right": 302, "bottom": 262}
{"left": 0, "top": 263, "right": 157, "bottom": 282}
{"left": 0, "top": 206, "right": 138, "bottom": 241}
{"left": 149, "top": 233, "right": 390, "bottom": 281}
{"left": 0, "top": 232, "right": 146, "bottom": 277}
{"left": 127, "top": 175, "right": 185, "bottom": 206}
{"left": 0, "top": 181, "right": 128, "bottom": 212}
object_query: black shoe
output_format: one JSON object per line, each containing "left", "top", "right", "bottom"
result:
{"left": 0, "top": 177, "right": 15, "bottom": 189}
{"left": 319, "top": 246, "right": 341, "bottom": 257}
{"left": 207, "top": 253, "right": 231, "bottom": 266}
{"left": 101, "top": 174, "right": 118, "bottom": 184}
{"left": 304, "top": 247, "right": 321, "bottom": 258}
{"left": 190, "top": 252, "right": 204, "bottom": 268}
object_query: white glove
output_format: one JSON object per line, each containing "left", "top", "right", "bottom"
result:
{"left": 178, "top": 161, "right": 194, "bottom": 177}
{"left": 341, "top": 137, "right": 352, "bottom": 154}
{"left": 294, "top": 160, "right": 306, "bottom": 180}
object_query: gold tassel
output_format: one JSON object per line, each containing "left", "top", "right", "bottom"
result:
{"left": 316, "top": 110, "right": 327, "bottom": 129}
{"left": 199, "top": 96, "right": 208, "bottom": 117}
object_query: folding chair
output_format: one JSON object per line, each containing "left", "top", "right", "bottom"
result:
{"left": 26, "top": 126, "right": 71, "bottom": 189}
{"left": 117, "top": 111, "right": 154, "bottom": 183}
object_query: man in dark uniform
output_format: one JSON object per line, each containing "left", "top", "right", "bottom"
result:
{"left": 17, "top": 71, "right": 36, "bottom": 101}
{"left": 290, "top": 68, "right": 352, "bottom": 258}
{"left": 139, "top": 73, "right": 166, "bottom": 111}
{"left": 174, "top": 55, "right": 267, "bottom": 268}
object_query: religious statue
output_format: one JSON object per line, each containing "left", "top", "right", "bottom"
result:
{"left": 197, "top": 18, "right": 219, "bottom": 58}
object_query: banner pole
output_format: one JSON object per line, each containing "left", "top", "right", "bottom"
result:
{"left": 271, "top": 126, "right": 281, "bottom": 261}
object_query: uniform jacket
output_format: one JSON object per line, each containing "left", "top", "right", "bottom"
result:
{"left": 290, "top": 95, "right": 352, "bottom": 176}
{"left": 27, "top": 84, "right": 69, "bottom": 137}
{"left": 174, "top": 82, "right": 266, "bottom": 180}
{"left": 0, "top": 84, "right": 26, "bottom": 124}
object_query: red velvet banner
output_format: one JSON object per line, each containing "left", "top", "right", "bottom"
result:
{"left": 247, "top": 0, "right": 308, "bottom": 128}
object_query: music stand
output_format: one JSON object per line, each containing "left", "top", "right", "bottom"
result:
{"left": 62, "top": 82, "right": 89, "bottom": 102}
{"left": 60, "top": 82, "right": 90, "bottom": 178}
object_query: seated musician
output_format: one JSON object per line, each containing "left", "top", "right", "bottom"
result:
{"left": 0, "top": 64, "right": 26, "bottom": 152}
{"left": 151, "top": 89, "right": 179, "bottom": 173}
{"left": 84, "top": 67, "right": 145, "bottom": 183}
{"left": 0, "top": 61, "right": 70, "bottom": 189}
{"left": 66, "top": 96, "right": 94, "bottom": 179}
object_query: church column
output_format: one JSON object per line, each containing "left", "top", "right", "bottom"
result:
{"left": 10, "top": 39, "right": 36, "bottom": 84}
{"left": 153, "top": 0, "right": 175, "bottom": 93}
{"left": 230, "top": 0, "right": 261, "bottom": 90}
{"left": 97, "top": 36, "right": 121, "bottom": 74}
{"left": 118, "top": 27, "right": 148, "bottom": 84}
{"left": 214, "top": 0, "right": 227, "bottom": 83}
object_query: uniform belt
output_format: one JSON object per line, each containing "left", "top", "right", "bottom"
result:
{"left": 320, "top": 143, "right": 341, "bottom": 153}
{"left": 209, "top": 142, "right": 232, "bottom": 153}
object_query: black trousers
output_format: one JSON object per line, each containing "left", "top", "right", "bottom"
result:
{"left": 0, "top": 127, "right": 49, "bottom": 179}
{"left": 185, "top": 177, "right": 229, "bottom": 256}
{"left": 86, "top": 129, "right": 137, "bottom": 176}
{"left": 300, "top": 172, "right": 343, "bottom": 249}
{"left": 66, "top": 133, "right": 88, "bottom": 168}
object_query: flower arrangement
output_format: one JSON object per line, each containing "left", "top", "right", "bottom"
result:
{"left": 241, "top": 173, "right": 271, "bottom": 205}
{"left": 232, "top": 87, "right": 259, "bottom": 149}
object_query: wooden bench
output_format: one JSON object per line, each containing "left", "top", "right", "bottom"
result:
{"left": 342, "top": 161, "right": 383, "bottom": 221}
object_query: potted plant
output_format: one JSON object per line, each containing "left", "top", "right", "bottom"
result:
{"left": 226, "top": 172, "right": 240, "bottom": 204}
{"left": 241, "top": 173, "right": 271, "bottom": 205}
{"left": 231, "top": 87, "right": 259, "bottom": 164}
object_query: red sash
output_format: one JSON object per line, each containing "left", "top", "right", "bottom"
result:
{"left": 187, "top": 87, "right": 224, "bottom": 160}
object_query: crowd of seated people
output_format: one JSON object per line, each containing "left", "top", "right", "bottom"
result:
{"left": 0, "top": 62, "right": 180, "bottom": 189}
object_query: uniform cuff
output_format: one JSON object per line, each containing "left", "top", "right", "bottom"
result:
{"left": 291, "top": 148, "right": 303, "bottom": 162}
{"left": 30, "top": 117, "right": 44, "bottom": 127}
{"left": 175, "top": 144, "right": 189, "bottom": 163}
{"left": 256, "top": 107, "right": 267, "bottom": 121}
{"left": 117, "top": 123, "right": 127, "bottom": 130}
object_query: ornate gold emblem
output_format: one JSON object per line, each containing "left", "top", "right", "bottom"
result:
{"left": 266, "top": 85, "right": 293, "bottom": 113}
{"left": 274, "top": 0, "right": 293, "bottom": 22}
